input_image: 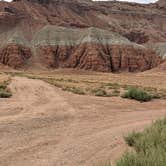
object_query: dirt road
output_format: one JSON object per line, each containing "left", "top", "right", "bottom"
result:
{"left": 0, "top": 77, "right": 165, "bottom": 166}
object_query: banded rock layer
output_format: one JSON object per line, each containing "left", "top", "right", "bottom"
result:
{"left": 37, "top": 44, "right": 161, "bottom": 72}
{"left": 0, "top": 26, "right": 163, "bottom": 71}
{"left": 0, "top": 44, "right": 31, "bottom": 68}
{"left": 0, "top": 0, "right": 165, "bottom": 71}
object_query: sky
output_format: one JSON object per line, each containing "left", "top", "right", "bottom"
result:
{"left": 1, "top": 0, "right": 158, "bottom": 3}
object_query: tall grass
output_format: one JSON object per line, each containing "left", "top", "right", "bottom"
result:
{"left": 117, "top": 118, "right": 166, "bottom": 166}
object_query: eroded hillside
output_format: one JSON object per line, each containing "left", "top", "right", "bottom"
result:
{"left": 0, "top": 0, "right": 165, "bottom": 71}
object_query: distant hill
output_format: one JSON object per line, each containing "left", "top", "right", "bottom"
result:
{"left": 0, "top": 0, "right": 165, "bottom": 71}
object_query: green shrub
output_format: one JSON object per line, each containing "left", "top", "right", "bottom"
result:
{"left": 0, "top": 81, "right": 12, "bottom": 98}
{"left": 117, "top": 149, "right": 166, "bottom": 166}
{"left": 0, "top": 90, "right": 12, "bottom": 98}
{"left": 124, "top": 132, "right": 141, "bottom": 147}
{"left": 117, "top": 118, "right": 166, "bottom": 166}
{"left": 0, "top": 83, "right": 7, "bottom": 89}
{"left": 122, "top": 88, "right": 152, "bottom": 102}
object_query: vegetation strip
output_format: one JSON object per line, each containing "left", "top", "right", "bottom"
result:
{"left": 6, "top": 72, "right": 166, "bottom": 100}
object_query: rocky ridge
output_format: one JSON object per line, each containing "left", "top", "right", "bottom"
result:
{"left": 0, "top": 0, "right": 165, "bottom": 71}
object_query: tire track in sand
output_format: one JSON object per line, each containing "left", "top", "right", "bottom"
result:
{"left": 0, "top": 76, "right": 165, "bottom": 166}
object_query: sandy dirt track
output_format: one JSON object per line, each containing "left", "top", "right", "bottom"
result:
{"left": 0, "top": 77, "right": 166, "bottom": 166}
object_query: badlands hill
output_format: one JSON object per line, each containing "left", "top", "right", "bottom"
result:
{"left": 0, "top": 0, "right": 165, "bottom": 72}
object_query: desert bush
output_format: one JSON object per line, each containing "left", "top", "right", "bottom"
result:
{"left": 105, "top": 83, "right": 120, "bottom": 89}
{"left": 0, "top": 83, "right": 7, "bottom": 89}
{"left": 91, "top": 88, "right": 108, "bottom": 97}
{"left": 71, "top": 87, "right": 85, "bottom": 95}
{"left": 117, "top": 118, "right": 166, "bottom": 166}
{"left": 117, "top": 149, "right": 166, "bottom": 166}
{"left": 62, "top": 86, "right": 85, "bottom": 95}
{"left": 124, "top": 132, "right": 141, "bottom": 147}
{"left": 111, "top": 89, "right": 120, "bottom": 96}
{"left": 122, "top": 88, "right": 152, "bottom": 102}
{"left": 0, "top": 81, "right": 12, "bottom": 98}
{"left": 0, "top": 90, "right": 12, "bottom": 98}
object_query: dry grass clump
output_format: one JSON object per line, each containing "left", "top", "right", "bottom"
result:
{"left": 0, "top": 80, "right": 12, "bottom": 98}
{"left": 62, "top": 86, "right": 85, "bottom": 95}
